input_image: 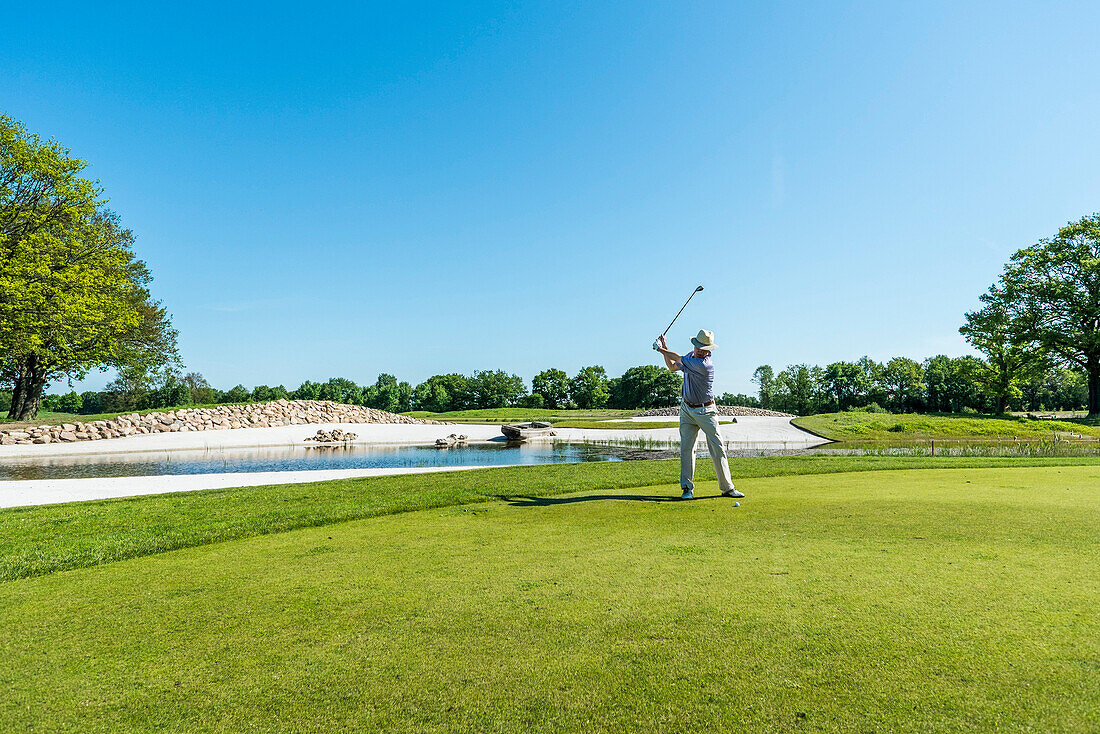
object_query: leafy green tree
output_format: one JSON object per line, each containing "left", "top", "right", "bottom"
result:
{"left": 100, "top": 366, "right": 158, "bottom": 412}
{"left": 519, "top": 392, "right": 545, "bottom": 408}
{"left": 1, "top": 116, "right": 178, "bottom": 419}
{"left": 856, "top": 357, "right": 888, "bottom": 408}
{"left": 367, "top": 373, "right": 403, "bottom": 413}
{"left": 468, "top": 370, "right": 526, "bottom": 408}
{"left": 532, "top": 368, "right": 571, "bottom": 409}
{"left": 991, "top": 214, "right": 1100, "bottom": 416}
{"left": 78, "top": 391, "right": 102, "bottom": 414}
{"left": 752, "top": 365, "right": 775, "bottom": 409}
{"left": 569, "top": 366, "right": 610, "bottom": 409}
{"left": 771, "top": 364, "right": 824, "bottom": 416}
{"left": 270, "top": 385, "right": 290, "bottom": 401}
{"left": 182, "top": 372, "right": 218, "bottom": 404}
{"left": 319, "top": 377, "right": 362, "bottom": 405}
{"left": 882, "top": 358, "right": 926, "bottom": 413}
{"left": 610, "top": 365, "right": 681, "bottom": 409}
{"left": 961, "top": 289, "right": 1047, "bottom": 414}
{"left": 717, "top": 392, "right": 760, "bottom": 408}
{"left": 822, "top": 361, "right": 867, "bottom": 412}
{"left": 293, "top": 381, "right": 322, "bottom": 401}
{"left": 57, "top": 390, "right": 82, "bottom": 413}
{"left": 222, "top": 384, "right": 250, "bottom": 403}
{"left": 1020, "top": 367, "right": 1088, "bottom": 412}
{"left": 250, "top": 385, "right": 274, "bottom": 403}
{"left": 413, "top": 374, "right": 470, "bottom": 412}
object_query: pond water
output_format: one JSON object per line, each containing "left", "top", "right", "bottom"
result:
{"left": 5, "top": 437, "right": 1096, "bottom": 482}
{"left": 0, "top": 442, "right": 636, "bottom": 481}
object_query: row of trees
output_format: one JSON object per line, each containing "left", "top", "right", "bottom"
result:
{"left": 751, "top": 358, "right": 1088, "bottom": 416}
{"left": 25, "top": 365, "right": 689, "bottom": 416}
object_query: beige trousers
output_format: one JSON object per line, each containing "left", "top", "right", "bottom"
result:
{"left": 679, "top": 403, "right": 735, "bottom": 492}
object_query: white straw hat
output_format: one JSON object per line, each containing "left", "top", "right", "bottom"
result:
{"left": 691, "top": 329, "right": 717, "bottom": 351}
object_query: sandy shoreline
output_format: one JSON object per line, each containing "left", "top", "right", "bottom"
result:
{"left": 0, "top": 418, "right": 826, "bottom": 508}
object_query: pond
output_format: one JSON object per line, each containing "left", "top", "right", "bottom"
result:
{"left": 0, "top": 442, "right": 639, "bottom": 481}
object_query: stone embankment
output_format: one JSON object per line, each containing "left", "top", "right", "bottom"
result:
{"left": 636, "top": 405, "right": 795, "bottom": 418}
{"left": 0, "top": 400, "right": 444, "bottom": 446}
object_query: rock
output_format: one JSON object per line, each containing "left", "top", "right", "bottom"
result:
{"left": 33, "top": 435, "right": 51, "bottom": 444}
{"left": 59, "top": 431, "right": 78, "bottom": 441}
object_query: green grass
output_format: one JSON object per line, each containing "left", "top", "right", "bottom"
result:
{"left": 795, "top": 411, "right": 1100, "bottom": 441}
{"left": 552, "top": 420, "right": 696, "bottom": 429}
{"left": 2, "top": 461, "right": 1097, "bottom": 731}
{"left": 4, "top": 456, "right": 1100, "bottom": 585}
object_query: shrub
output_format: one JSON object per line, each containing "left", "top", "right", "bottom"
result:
{"left": 848, "top": 402, "right": 888, "bottom": 413}
{"left": 57, "top": 391, "right": 83, "bottom": 413}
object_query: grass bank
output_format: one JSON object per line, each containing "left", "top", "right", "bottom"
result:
{"left": 2, "top": 464, "right": 1097, "bottom": 731}
{"left": 5, "top": 456, "right": 1100, "bottom": 584}
{"left": 795, "top": 411, "right": 1100, "bottom": 441}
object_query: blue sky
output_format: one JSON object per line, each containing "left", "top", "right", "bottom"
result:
{"left": 5, "top": 1, "right": 1100, "bottom": 396}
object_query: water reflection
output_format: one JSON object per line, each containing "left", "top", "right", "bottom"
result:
{"left": 0, "top": 443, "right": 626, "bottom": 481}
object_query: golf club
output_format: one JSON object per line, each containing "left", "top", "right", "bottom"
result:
{"left": 653, "top": 285, "right": 704, "bottom": 350}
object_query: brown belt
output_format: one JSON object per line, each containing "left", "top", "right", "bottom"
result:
{"left": 683, "top": 400, "right": 715, "bottom": 408}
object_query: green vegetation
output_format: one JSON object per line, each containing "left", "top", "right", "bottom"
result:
{"left": 407, "top": 407, "right": 640, "bottom": 423}
{"left": 553, "top": 420, "right": 718, "bottom": 429}
{"left": 7, "top": 455, "right": 1100, "bottom": 584}
{"left": 794, "top": 411, "right": 1100, "bottom": 441}
{"left": 2, "top": 461, "right": 1097, "bottom": 731}
{"left": 1, "top": 115, "right": 178, "bottom": 420}
{"left": 966, "top": 212, "right": 1100, "bottom": 415}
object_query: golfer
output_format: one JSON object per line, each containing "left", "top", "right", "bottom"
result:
{"left": 655, "top": 330, "right": 744, "bottom": 500}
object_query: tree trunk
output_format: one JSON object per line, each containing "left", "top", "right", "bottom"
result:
{"left": 1088, "top": 358, "right": 1100, "bottom": 418}
{"left": 6, "top": 355, "right": 48, "bottom": 421}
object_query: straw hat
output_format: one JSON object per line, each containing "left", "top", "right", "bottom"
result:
{"left": 691, "top": 329, "right": 717, "bottom": 351}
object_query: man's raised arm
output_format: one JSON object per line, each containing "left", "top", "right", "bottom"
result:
{"left": 655, "top": 335, "right": 682, "bottom": 371}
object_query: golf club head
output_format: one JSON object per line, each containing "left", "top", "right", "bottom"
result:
{"left": 695, "top": 286, "right": 704, "bottom": 292}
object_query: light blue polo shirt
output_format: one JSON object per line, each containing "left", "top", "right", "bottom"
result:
{"left": 680, "top": 352, "right": 715, "bottom": 404}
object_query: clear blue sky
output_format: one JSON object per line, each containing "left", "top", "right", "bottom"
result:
{"left": 5, "top": 1, "right": 1099, "bottom": 396}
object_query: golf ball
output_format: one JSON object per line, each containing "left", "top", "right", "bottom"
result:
{"left": 734, "top": 502, "right": 740, "bottom": 507}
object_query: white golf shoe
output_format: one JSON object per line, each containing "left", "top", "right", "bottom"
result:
{"left": 721, "top": 487, "right": 745, "bottom": 498}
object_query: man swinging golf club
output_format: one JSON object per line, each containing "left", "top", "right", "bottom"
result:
{"left": 655, "top": 329, "right": 744, "bottom": 500}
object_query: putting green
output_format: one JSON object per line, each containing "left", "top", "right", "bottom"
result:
{"left": 2, "top": 466, "right": 1097, "bottom": 732}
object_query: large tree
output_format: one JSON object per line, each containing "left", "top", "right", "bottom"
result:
{"left": 1, "top": 116, "right": 177, "bottom": 419}
{"left": 531, "top": 368, "right": 570, "bottom": 409}
{"left": 569, "top": 366, "right": 610, "bottom": 409}
{"left": 991, "top": 214, "right": 1100, "bottom": 416}
{"left": 960, "top": 290, "right": 1046, "bottom": 414}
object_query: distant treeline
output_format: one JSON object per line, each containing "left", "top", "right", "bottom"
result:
{"left": 9, "top": 354, "right": 1084, "bottom": 419}
{"left": 12, "top": 365, "right": 708, "bottom": 415}
{"left": 752, "top": 356, "right": 1088, "bottom": 416}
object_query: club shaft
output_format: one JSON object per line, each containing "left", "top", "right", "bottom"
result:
{"left": 662, "top": 289, "right": 701, "bottom": 336}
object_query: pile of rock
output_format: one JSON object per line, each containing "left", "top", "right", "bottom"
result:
{"left": 305, "top": 428, "right": 358, "bottom": 443}
{"left": 635, "top": 405, "right": 795, "bottom": 418}
{"left": 0, "top": 399, "right": 445, "bottom": 447}
{"left": 434, "top": 433, "right": 468, "bottom": 447}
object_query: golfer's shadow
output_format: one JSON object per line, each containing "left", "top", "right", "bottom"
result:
{"left": 500, "top": 494, "right": 721, "bottom": 506}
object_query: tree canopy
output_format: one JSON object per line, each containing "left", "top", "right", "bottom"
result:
{"left": 969, "top": 213, "right": 1100, "bottom": 416}
{"left": 1, "top": 116, "right": 177, "bottom": 419}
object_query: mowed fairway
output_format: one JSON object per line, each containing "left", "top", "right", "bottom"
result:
{"left": 2, "top": 466, "right": 1098, "bottom": 732}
